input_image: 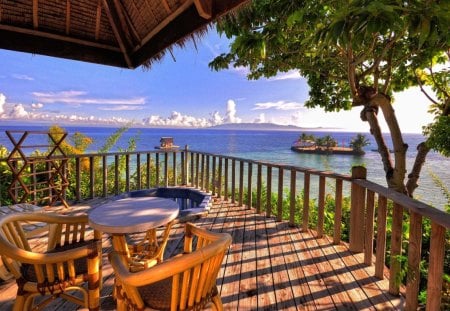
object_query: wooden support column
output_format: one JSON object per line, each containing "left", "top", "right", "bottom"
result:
{"left": 317, "top": 175, "right": 325, "bottom": 238}
{"left": 102, "top": 156, "right": 107, "bottom": 197}
{"left": 218, "top": 157, "right": 223, "bottom": 198}
{"left": 333, "top": 179, "right": 343, "bottom": 244}
{"left": 426, "top": 223, "right": 446, "bottom": 311}
{"left": 289, "top": 169, "right": 296, "bottom": 226}
{"left": 349, "top": 166, "right": 366, "bottom": 253}
{"left": 266, "top": 166, "right": 272, "bottom": 217}
{"left": 256, "top": 164, "right": 262, "bottom": 213}
{"left": 239, "top": 161, "right": 244, "bottom": 206}
{"left": 277, "top": 167, "right": 283, "bottom": 221}
{"left": 302, "top": 172, "right": 310, "bottom": 231}
{"left": 406, "top": 211, "right": 422, "bottom": 311}
{"left": 247, "top": 163, "right": 252, "bottom": 209}
{"left": 389, "top": 202, "right": 403, "bottom": 295}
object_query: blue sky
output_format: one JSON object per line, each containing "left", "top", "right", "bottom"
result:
{"left": 0, "top": 30, "right": 435, "bottom": 133}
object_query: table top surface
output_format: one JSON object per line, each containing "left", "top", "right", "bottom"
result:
{"left": 88, "top": 196, "right": 179, "bottom": 234}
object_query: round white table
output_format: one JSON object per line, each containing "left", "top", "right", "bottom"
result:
{"left": 89, "top": 196, "right": 180, "bottom": 267}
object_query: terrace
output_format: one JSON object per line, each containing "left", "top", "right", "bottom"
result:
{"left": 0, "top": 144, "right": 449, "bottom": 310}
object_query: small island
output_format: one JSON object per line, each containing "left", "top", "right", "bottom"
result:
{"left": 291, "top": 133, "right": 370, "bottom": 156}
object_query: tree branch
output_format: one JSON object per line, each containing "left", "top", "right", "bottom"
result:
{"left": 406, "top": 142, "right": 430, "bottom": 196}
{"left": 415, "top": 70, "right": 439, "bottom": 106}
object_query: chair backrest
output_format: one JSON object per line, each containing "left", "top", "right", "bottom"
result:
{"left": 110, "top": 222, "right": 232, "bottom": 311}
{"left": 0, "top": 212, "right": 95, "bottom": 283}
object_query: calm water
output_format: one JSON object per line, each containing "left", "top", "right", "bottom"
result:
{"left": 1, "top": 124, "right": 449, "bottom": 210}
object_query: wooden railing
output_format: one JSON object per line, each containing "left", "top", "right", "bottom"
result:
{"left": 1, "top": 147, "right": 449, "bottom": 310}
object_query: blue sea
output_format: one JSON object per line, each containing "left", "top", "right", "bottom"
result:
{"left": 1, "top": 124, "right": 449, "bottom": 210}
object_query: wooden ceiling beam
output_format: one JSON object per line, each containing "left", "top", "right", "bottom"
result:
{"left": 194, "top": 0, "right": 212, "bottom": 19}
{"left": 0, "top": 24, "right": 120, "bottom": 52}
{"left": 135, "top": 0, "right": 193, "bottom": 53}
{"left": 66, "top": 0, "right": 71, "bottom": 35}
{"left": 33, "top": 0, "right": 39, "bottom": 29}
{"left": 103, "top": 0, "right": 133, "bottom": 68}
{"left": 161, "top": 0, "right": 171, "bottom": 14}
{"left": 0, "top": 28, "right": 127, "bottom": 68}
{"left": 95, "top": 0, "right": 102, "bottom": 40}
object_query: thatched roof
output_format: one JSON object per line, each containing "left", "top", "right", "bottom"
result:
{"left": 0, "top": 0, "right": 248, "bottom": 68}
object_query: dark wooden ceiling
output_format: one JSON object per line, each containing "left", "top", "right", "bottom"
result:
{"left": 0, "top": 0, "right": 248, "bottom": 68}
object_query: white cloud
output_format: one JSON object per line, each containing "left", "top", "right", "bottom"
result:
{"left": 0, "top": 93, "right": 5, "bottom": 115}
{"left": 98, "top": 105, "right": 144, "bottom": 111}
{"left": 142, "top": 111, "right": 210, "bottom": 127}
{"left": 224, "top": 99, "right": 241, "bottom": 123}
{"left": 12, "top": 74, "right": 34, "bottom": 81}
{"left": 7, "top": 104, "right": 29, "bottom": 119}
{"left": 254, "top": 113, "right": 266, "bottom": 123}
{"left": 267, "top": 70, "right": 302, "bottom": 81}
{"left": 31, "top": 103, "right": 43, "bottom": 109}
{"left": 253, "top": 100, "right": 303, "bottom": 111}
{"left": 32, "top": 91, "right": 145, "bottom": 106}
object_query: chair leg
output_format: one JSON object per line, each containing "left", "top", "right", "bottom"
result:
{"left": 13, "top": 294, "right": 26, "bottom": 311}
{"left": 211, "top": 295, "right": 224, "bottom": 311}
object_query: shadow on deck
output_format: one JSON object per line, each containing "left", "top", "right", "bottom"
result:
{"left": 0, "top": 198, "right": 405, "bottom": 310}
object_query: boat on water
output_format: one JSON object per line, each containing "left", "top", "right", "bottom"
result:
{"left": 291, "top": 140, "right": 365, "bottom": 156}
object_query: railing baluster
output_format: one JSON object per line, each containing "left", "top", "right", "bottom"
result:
{"left": 247, "top": 162, "right": 253, "bottom": 209}
{"left": 302, "top": 172, "right": 310, "bottom": 231}
{"left": 201, "top": 154, "right": 205, "bottom": 190}
{"left": 211, "top": 156, "right": 216, "bottom": 196}
{"left": 224, "top": 158, "right": 229, "bottom": 201}
{"left": 426, "top": 222, "right": 446, "bottom": 311}
{"left": 239, "top": 161, "right": 244, "bottom": 206}
{"left": 125, "top": 154, "right": 130, "bottom": 192}
{"left": 205, "top": 155, "right": 210, "bottom": 191}
{"left": 231, "top": 159, "right": 236, "bottom": 203}
{"left": 164, "top": 152, "right": 168, "bottom": 187}
{"left": 190, "top": 152, "right": 195, "bottom": 187}
{"left": 102, "top": 155, "right": 107, "bottom": 197}
{"left": 350, "top": 166, "right": 367, "bottom": 252}
{"left": 364, "top": 190, "right": 375, "bottom": 265}
{"left": 136, "top": 153, "right": 141, "bottom": 190}
{"left": 317, "top": 175, "right": 325, "bottom": 238}
{"left": 389, "top": 202, "right": 404, "bottom": 295}
{"left": 173, "top": 152, "right": 177, "bottom": 186}
{"left": 289, "top": 169, "right": 296, "bottom": 226}
{"left": 181, "top": 150, "right": 186, "bottom": 185}
{"left": 266, "top": 166, "right": 272, "bottom": 217}
{"left": 155, "top": 153, "right": 160, "bottom": 187}
{"left": 218, "top": 157, "right": 223, "bottom": 198}
{"left": 89, "top": 156, "right": 94, "bottom": 199}
{"left": 333, "top": 179, "right": 343, "bottom": 244}
{"left": 277, "top": 167, "right": 283, "bottom": 221}
{"left": 195, "top": 153, "right": 199, "bottom": 188}
{"left": 256, "top": 164, "right": 262, "bottom": 213}
{"left": 375, "top": 195, "right": 388, "bottom": 279}
{"left": 146, "top": 153, "right": 151, "bottom": 188}
{"left": 75, "top": 157, "right": 81, "bottom": 201}
{"left": 114, "top": 154, "right": 119, "bottom": 195}
{"left": 406, "top": 211, "right": 422, "bottom": 311}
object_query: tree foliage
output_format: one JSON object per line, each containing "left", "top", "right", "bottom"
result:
{"left": 210, "top": 0, "right": 450, "bottom": 196}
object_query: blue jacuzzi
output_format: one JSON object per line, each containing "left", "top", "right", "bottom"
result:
{"left": 119, "top": 187, "right": 211, "bottom": 219}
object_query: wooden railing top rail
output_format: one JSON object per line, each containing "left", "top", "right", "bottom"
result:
{"left": 354, "top": 179, "right": 450, "bottom": 229}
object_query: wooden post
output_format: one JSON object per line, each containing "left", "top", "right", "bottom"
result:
{"left": 125, "top": 154, "right": 130, "bottom": 192}
{"left": 164, "top": 152, "right": 169, "bottom": 187}
{"left": 205, "top": 155, "right": 210, "bottom": 191}
{"left": 183, "top": 146, "right": 189, "bottom": 185}
{"left": 195, "top": 153, "right": 199, "bottom": 188}
{"left": 89, "top": 156, "right": 95, "bottom": 198}
{"left": 114, "top": 154, "right": 119, "bottom": 194}
{"left": 172, "top": 152, "right": 177, "bottom": 186}
{"left": 155, "top": 153, "right": 160, "bottom": 187}
{"left": 75, "top": 157, "right": 81, "bottom": 201}
{"left": 224, "top": 158, "right": 229, "bottom": 201}
{"left": 146, "top": 153, "right": 151, "bottom": 188}
{"left": 349, "top": 166, "right": 366, "bottom": 253}
{"left": 375, "top": 195, "right": 388, "bottom": 279}
{"left": 181, "top": 150, "right": 185, "bottom": 185}
{"left": 389, "top": 202, "right": 403, "bottom": 295}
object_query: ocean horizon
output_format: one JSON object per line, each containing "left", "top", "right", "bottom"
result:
{"left": 1, "top": 124, "right": 448, "bottom": 210}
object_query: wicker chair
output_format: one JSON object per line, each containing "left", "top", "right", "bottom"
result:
{"left": 109, "top": 222, "right": 232, "bottom": 311}
{"left": 0, "top": 212, "right": 102, "bottom": 311}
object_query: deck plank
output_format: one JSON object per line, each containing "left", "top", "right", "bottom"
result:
{"left": 0, "top": 199, "right": 406, "bottom": 310}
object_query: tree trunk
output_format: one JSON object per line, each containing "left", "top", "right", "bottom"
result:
{"left": 406, "top": 142, "right": 430, "bottom": 196}
{"left": 362, "top": 93, "right": 408, "bottom": 194}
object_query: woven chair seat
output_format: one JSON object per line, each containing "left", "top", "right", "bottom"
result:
{"left": 20, "top": 240, "right": 92, "bottom": 283}
{"left": 137, "top": 274, "right": 219, "bottom": 310}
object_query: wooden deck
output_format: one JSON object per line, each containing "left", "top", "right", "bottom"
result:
{"left": 0, "top": 198, "right": 405, "bottom": 310}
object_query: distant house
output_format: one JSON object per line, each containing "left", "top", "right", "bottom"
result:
{"left": 156, "top": 137, "right": 179, "bottom": 150}
{"left": 292, "top": 139, "right": 316, "bottom": 148}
